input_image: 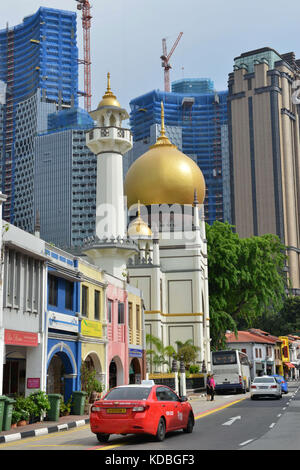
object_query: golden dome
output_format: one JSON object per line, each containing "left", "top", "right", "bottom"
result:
{"left": 124, "top": 102, "right": 206, "bottom": 208}
{"left": 98, "top": 72, "right": 121, "bottom": 108}
{"left": 128, "top": 202, "right": 152, "bottom": 238}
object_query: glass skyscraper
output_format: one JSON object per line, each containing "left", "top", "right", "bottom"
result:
{"left": 0, "top": 7, "right": 78, "bottom": 231}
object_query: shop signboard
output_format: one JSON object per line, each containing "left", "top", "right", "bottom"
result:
{"left": 81, "top": 319, "right": 102, "bottom": 338}
{"left": 48, "top": 311, "right": 79, "bottom": 333}
{"left": 4, "top": 330, "right": 38, "bottom": 347}
{"left": 27, "top": 378, "right": 40, "bottom": 389}
{"left": 129, "top": 348, "right": 143, "bottom": 358}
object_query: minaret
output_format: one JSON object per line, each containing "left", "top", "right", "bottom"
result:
{"left": 83, "top": 73, "right": 138, "bottom": 278}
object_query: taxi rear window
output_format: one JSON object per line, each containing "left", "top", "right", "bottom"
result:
{"left": 104, "top": 387, "right": 151, "bottom": 400}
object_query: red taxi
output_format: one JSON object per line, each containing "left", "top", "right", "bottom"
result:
{"left": 90, "top": 380, "right": 194, "bottom": 443}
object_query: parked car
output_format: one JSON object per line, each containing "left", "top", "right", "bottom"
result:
{"left": 90, "top": 380, "right": 194, "bottom": 443}
{"left": 271, "top": 375, "right": 288, "bottom": 394}
{"left": 250, "top": 376, "right": 282, "bottom": 400}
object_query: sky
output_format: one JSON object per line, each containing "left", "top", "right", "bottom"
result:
{"left": 1, "top": 0, "right": 300, "bottom": 113}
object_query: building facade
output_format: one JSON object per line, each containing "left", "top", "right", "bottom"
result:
{"left": 226, "top": 330, "right": 278, "bottom": 379}
{"left": 35, "top": 108, "right": 96, "bottom": 248}
{"left": 125, "top": 82, "right": 229, "bottom": 225}
{"left": 78, "top": 259, "right": 107, "bottom": 390}
{"left": 228, "top": 47, "right": 300, "bottom": 293}
{"left": 45, "top": 244, "right": 81, "bottom": 401}
{"left": 1, "top": 223, "right": 48, "bottom": 396}
{"left": 0, "top": 7, "right": 78, "bottom": 232}
{"left": 124, "top": 100, "right": 211, "bottom": 372}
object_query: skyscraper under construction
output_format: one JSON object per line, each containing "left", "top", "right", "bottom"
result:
{"left": 0, "top": 7, "right": 78, "bottom": 232}
{"left": 125, "top": 79, "right": 230, "bottom": 225}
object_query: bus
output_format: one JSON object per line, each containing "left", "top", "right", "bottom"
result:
{"left": 211, "top": 350, "right": 251, "bottom": 394}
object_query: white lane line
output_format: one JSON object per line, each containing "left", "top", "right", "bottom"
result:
{"left": 283, "top": 407, "right": 286, "bottom": 410}
{"left": 269, "top": 423, "right": 276, "bottom": 429}
{"left": 239, "top": 439, "right": 254, "bottom": 447}
{"left": 277, "top": 414, "right": 281, "bottom": 417}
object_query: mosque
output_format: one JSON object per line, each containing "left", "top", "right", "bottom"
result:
{"left": 84, "top": 74, "right": 211, "bottom": 373}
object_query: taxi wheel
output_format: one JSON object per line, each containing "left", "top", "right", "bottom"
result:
{"left": 96, "top": 433, "right": 110, "bottom": 443}
{"left": 183, "top": 413, "right": 194, "bottom": 433}
{"left": 155, "top": 418, "right": 166, "bottom": 442}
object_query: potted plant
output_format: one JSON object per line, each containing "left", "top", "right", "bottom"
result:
{"left": 28, "top": 391, "right": 50, "bottom": 423}
{"left": 80, "top": 362, "right": 104, "bottom": 406}
{"left": 17, "top": 409, "right": 30, "bottom": 426}
{"left": 60, "top": 397, "right": 72, "bottom": 417}
{"left": 11, "top": 410, "right": 21, "bottom": 429}
{"left": 14, "top": 396, "right": 30, "bottom": 426}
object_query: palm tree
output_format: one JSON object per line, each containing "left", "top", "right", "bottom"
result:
{"left": 146, "top": 334, "right": 176, "bottom": 373}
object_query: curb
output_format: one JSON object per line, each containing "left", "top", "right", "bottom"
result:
{"left": 0, "top": 418, "right": 90, "bottom": 444}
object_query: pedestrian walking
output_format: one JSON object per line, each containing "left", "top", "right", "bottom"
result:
{"left": 209, "top": 374, "right": 216, "bottom": 401}
{"left": 206, "top": 373, "right": 216, "bottom": 401}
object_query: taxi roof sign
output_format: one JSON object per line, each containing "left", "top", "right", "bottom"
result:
{"left": 141, "top": 380, "right": 155, "bottom": 386}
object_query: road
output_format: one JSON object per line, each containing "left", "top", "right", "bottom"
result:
{"left": 1, "top": 382, "right": 299, "bottom": 451}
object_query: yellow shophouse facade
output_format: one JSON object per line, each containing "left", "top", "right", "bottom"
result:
{"left": 78, "top": 259, "right": 107, "bottom": 389}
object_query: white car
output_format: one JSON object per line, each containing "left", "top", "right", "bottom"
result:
{"left": 251, "top": 376, "right": 282, "bottom": 400}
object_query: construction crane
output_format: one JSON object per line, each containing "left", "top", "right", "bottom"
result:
{"left": 76, "top": 0, "right": 92, "bottom": 112}
{"left": 160, "top": 32, "right": 183, "bottom": 92}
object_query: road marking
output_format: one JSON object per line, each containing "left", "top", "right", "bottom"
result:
{"left": 94, "top": 443, "right": 126, "bottom": 451}
{"left": 239, "top": 439, "right": 254, "bottom": 447}
{"left": 195, "top": 396, "right": 248, "bottom": 420}
{"left": 222, "top": 416, "right": 241, "bottom": 426}
{"left": 269, "top": 423, "right": 276, "bottom": 428}
{"left": 277, "top": 414, "right": 281, "bottom": 417}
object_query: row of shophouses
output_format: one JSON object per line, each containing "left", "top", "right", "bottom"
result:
{"left": 226, "top": 329, "right": 300, "bottom": 380}
{"left": 0, "top": 213, "right": 145, "bottom": 401}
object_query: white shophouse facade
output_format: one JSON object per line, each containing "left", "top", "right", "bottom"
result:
{"left": 226, "top": 331, "right": 277, "bottom": 380}
{"left": 1, "top": 223, "right": 48, "bottom": 396}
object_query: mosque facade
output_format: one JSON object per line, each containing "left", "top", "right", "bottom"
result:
{"left": 85, "top": 75, "right": 211, "bottom": 375}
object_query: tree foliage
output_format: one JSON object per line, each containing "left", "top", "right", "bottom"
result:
{"left": 206, "top": 221, "right": 287, "bottom": 349}
{"left": 254, "top": 296, "right": 300, "bottom": 337}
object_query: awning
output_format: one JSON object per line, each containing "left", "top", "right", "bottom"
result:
{"left": 284, "top": 362, "right": 295, "bottom": 368}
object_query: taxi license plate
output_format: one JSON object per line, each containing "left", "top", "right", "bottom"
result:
{"left": 106, "top": 408, "right": 126, "bottom": 414}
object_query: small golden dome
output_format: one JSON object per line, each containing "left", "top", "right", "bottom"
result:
{"left": 128, "top": 202, "right": 152, "bottom": 238}
{"left": 124, "top": 102, "right": 206, "bottom": 208}
{"left": 98, "top": 72, "right": 121, "bottom": 108}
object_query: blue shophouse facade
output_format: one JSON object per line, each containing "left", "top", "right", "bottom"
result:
{"left": 45, "top": 244, "right": 82, "bottom": 401}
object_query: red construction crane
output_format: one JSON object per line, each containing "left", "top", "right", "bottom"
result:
{"left": 76, "top": 0, "right": 92, "bottom": 112}
{"left": 160, "top": 32, "right": 183, "bottom": 92}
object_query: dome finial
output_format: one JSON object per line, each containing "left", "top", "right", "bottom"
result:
{"left": 97, "top": 73, "right": 121, "bottom": 109}
{"left": 107, "top": 72, "right": 111, "bottom": 92}
{"left": 160, "top": 101, "right": 166, "bottom": 137}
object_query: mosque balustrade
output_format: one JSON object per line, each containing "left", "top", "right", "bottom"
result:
{"left": 128, "top": 254, "right": 153, "bottom": 267}
{"left": 83, "top": 235, "right": 138, "bottom": 252}
{"left": 86, "top": 126, "right": 133, "bottom": 155}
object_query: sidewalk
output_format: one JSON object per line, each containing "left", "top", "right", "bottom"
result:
{"left": 0, "top": 413, "right": 90, "bottom": 444}
{"left": 0, "top": 391, "right": 249, "bottom": 444}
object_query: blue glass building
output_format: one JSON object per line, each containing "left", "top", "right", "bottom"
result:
{"left": 126, "top": 81, "right": 230, "bottom": 225}
{"left": 0, "top": 7, "right": 78, "bottom": 230}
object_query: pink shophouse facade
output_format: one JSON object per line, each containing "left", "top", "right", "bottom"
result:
{"left": 105, "top": 275, "right": 129, "bottom": 389}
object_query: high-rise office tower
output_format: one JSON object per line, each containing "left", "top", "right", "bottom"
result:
{"left": 228, "top": 47, "right": 300, "bottom": 293}
{"left": 35, "top": 108, "right": 96, "bottom": 248}
{"left": 0, "top": 7, "right": 78, "bottom": 231}
{"left": 125, "top": 79, "right": 229, "bottom": 225}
